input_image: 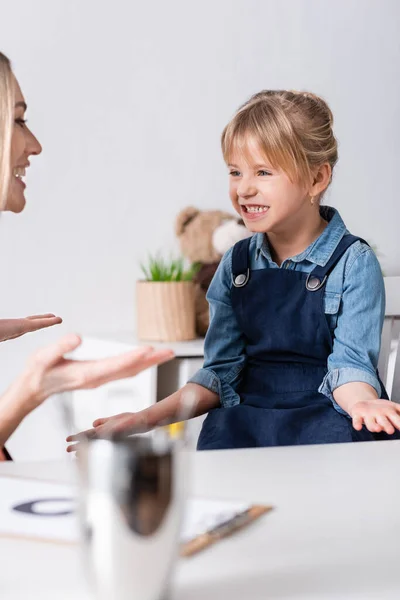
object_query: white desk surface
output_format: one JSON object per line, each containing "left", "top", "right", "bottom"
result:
{"left": 81, "top": 333, "right": 205, "bottom": 358}
{"left": 1, "top": 440, "right": 400, "bottom": 600}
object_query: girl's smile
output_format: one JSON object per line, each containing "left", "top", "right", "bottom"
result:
{"left": 239, "top": 203, "right": 270, "bottom": 221}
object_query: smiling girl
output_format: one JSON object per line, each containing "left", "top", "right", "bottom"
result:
{"left": 71, "top": 90, "right": 400, "bottom": 450}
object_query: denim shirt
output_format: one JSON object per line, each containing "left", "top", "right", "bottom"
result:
{"left": 189, "top": 206, "right": 385, "bottom": 416}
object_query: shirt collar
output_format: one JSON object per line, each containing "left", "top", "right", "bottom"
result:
{"left": 255, "top": 206, "right": 347, "bottom": 267}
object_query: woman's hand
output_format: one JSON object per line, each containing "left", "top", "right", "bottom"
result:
{"left": 0, "top": 334, "right": 174, "bottom": 448}
{"left": 0, "top": 314, "right": 62, "bottom": 342}
{"left": 20, "top": 334, "right": 174, "bottom": 410}
{"left": 350, "top": 399, "right": 400, "bottom": 435}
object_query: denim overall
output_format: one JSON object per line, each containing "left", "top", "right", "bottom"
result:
{"left": 197, "top": 235, "right": 394, "bottom": 450}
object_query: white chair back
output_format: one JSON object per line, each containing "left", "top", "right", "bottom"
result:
{"left": 379, "top": 277, "right": 400, "bottom": 402}
{"left": 379, "top": 317, "right": 400, "bottom": 402}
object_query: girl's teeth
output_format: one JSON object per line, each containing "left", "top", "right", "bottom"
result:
{"left": 245, "top": 206, "right": 268, "bottom": 213}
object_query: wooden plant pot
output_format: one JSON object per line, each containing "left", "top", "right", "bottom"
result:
{"left": 136, "top": 281, "right": 196, "bottom": 342}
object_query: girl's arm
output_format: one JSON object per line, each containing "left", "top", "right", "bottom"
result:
{"left": 323, "top": 246, "right": 400, "bottom": 434}
{"left": 333, "top": 382, "right": 400, "bottom": 434}
{"left": 67, "top": 383, "right": 220, "bottom": 444}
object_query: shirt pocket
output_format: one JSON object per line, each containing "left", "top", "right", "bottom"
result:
{"left": 323, "top": 291, "right": 342, "bottom": 331}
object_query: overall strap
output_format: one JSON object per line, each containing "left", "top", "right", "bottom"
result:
{"left": 306, "top": 235, "right": 368, "bottom": 291}
{"left": 231, "top": 237, "right": 252, "bottom": 288}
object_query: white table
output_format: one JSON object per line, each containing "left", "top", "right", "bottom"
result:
{"left": 1, "top": 440, "right": 400, "bottom": 600}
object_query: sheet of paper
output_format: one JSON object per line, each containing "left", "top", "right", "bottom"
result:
{"left": 0, "top": 477, "right": 78, "bottom": 543}
{"left": 0, "top": 476, "right": 250, "bottom": 545}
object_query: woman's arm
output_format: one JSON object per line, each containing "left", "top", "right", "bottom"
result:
{"left": 0, "top": 375, "right": 33, "bottom": 447}
{"left": 0, "top": 334, "right": 175, "bottom": 447}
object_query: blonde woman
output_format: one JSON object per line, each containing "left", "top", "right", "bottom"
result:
{"left": 76, "top": 90, "right": 400, "bottom": 449}
{"left": 0, "top": 51, "right": 174, "bottom": 457}
{"left": 0, "top": 52, "right": 61, "bottom": 340}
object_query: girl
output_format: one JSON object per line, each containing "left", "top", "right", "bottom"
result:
{"left": 70, "top": 90, "right": 400, "bottom": 450}
{"left": 0, "top": 51, "right": 174, "bottom": 457}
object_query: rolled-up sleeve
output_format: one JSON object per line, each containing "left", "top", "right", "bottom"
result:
{"left": 188, "top": 248, "right": 246, "bottom": 407}
{"left": 319, "top": 247, "right": 385, "bottom": 415}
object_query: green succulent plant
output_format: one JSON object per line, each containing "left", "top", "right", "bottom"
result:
{"left": 140, "top": 254, "right": 200, "bottom": 282}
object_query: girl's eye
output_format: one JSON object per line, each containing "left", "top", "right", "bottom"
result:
{"left": 229, "top": 170, "right": 241, "bottom": 177}
{"left": 15, "top": 118, "right": 27, "bottom": 128}
{"left": 257, "top": 170, "right": 271, "bottom": 176}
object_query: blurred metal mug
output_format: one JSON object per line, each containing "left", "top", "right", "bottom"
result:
{"left": 77, "top": 432, "right": 185, "bottom": 600}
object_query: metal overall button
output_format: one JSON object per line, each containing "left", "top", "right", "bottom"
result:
{"left": 306, "top": 274, "right": 327, "bottom": 292}
{"left": 232, "top": 269, "right": 250, "bottom": 287}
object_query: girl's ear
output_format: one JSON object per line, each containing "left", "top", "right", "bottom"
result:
{"left": 309, "top": 163, "right": 331, "bottom": 198}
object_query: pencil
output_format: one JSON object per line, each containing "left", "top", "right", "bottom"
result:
{"left": 180, "top": 504, "right": 273, "bottom": 557}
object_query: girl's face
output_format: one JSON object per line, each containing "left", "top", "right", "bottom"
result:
{"left": 6, "top": 75, "right": 42, "bottom": 213}
{"left": 228, "top": 139, "right": 312, "bottom": 234}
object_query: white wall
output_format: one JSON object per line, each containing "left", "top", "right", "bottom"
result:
{"left": 0, "top": 0, "right": 399, "bottom": 459}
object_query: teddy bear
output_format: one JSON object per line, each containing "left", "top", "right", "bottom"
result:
{"left": 175, "top": 206, "right": 251, "bottom": 336}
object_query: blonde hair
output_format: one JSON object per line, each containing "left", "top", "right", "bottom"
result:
{"left": 221, "top": 90, "right": 338, "bottom": 190}
{"left": 0, "top": 52, "right": 14, "bottom": 210}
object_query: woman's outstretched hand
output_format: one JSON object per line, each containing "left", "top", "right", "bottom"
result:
{"left": 20, "top": 334, "right": 174, "bottom": 410}
{"left": 0, "top": 334, "right": 174, "bottom": 448}
{"left": 0, "top": 314, "right": 62, "bottom": 342}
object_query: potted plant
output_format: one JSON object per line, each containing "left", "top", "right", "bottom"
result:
{"left": 136, "top": 255, "right": 199, "bottom": 342}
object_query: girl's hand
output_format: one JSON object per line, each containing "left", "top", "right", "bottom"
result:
{"left": 0, "top": 314, "right": 62, "bottom": 342}
{"left": 66, "top": 412, "right": 142, "bottom": 452}
{"left": 350, "top": 399, "right": 400, "bottom": 435}
{"left": 21, "top": 334, "right": 174, "bottom": 411}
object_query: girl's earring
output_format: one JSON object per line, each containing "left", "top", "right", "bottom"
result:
{"left": 310, "top": 196, "right": 315, "bottom": 205}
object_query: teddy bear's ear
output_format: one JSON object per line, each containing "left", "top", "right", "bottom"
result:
{"left": 175, "top": 206, "right": 200, "bottom": 236}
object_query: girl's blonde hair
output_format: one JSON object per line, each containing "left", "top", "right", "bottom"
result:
{"left": 0, "top": 52, "right": 14, "bottom": 210}
{"left": 221, "top": 90, "right": 338, "bottom": 190}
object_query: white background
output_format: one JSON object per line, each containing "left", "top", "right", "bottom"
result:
{"left": 0, "top": 0, "right": 399, "bottom": 459}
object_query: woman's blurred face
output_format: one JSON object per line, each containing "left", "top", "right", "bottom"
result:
{"left": 6, "top": 75, "right": 42, "bottom": 213}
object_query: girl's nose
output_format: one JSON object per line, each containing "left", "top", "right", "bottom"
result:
{"left": 237, "top": 178, "right": 257, "bottom": 198}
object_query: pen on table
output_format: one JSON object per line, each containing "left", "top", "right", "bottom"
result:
{"left": 180, "top": 504, "right": 273, "bottom": 558}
